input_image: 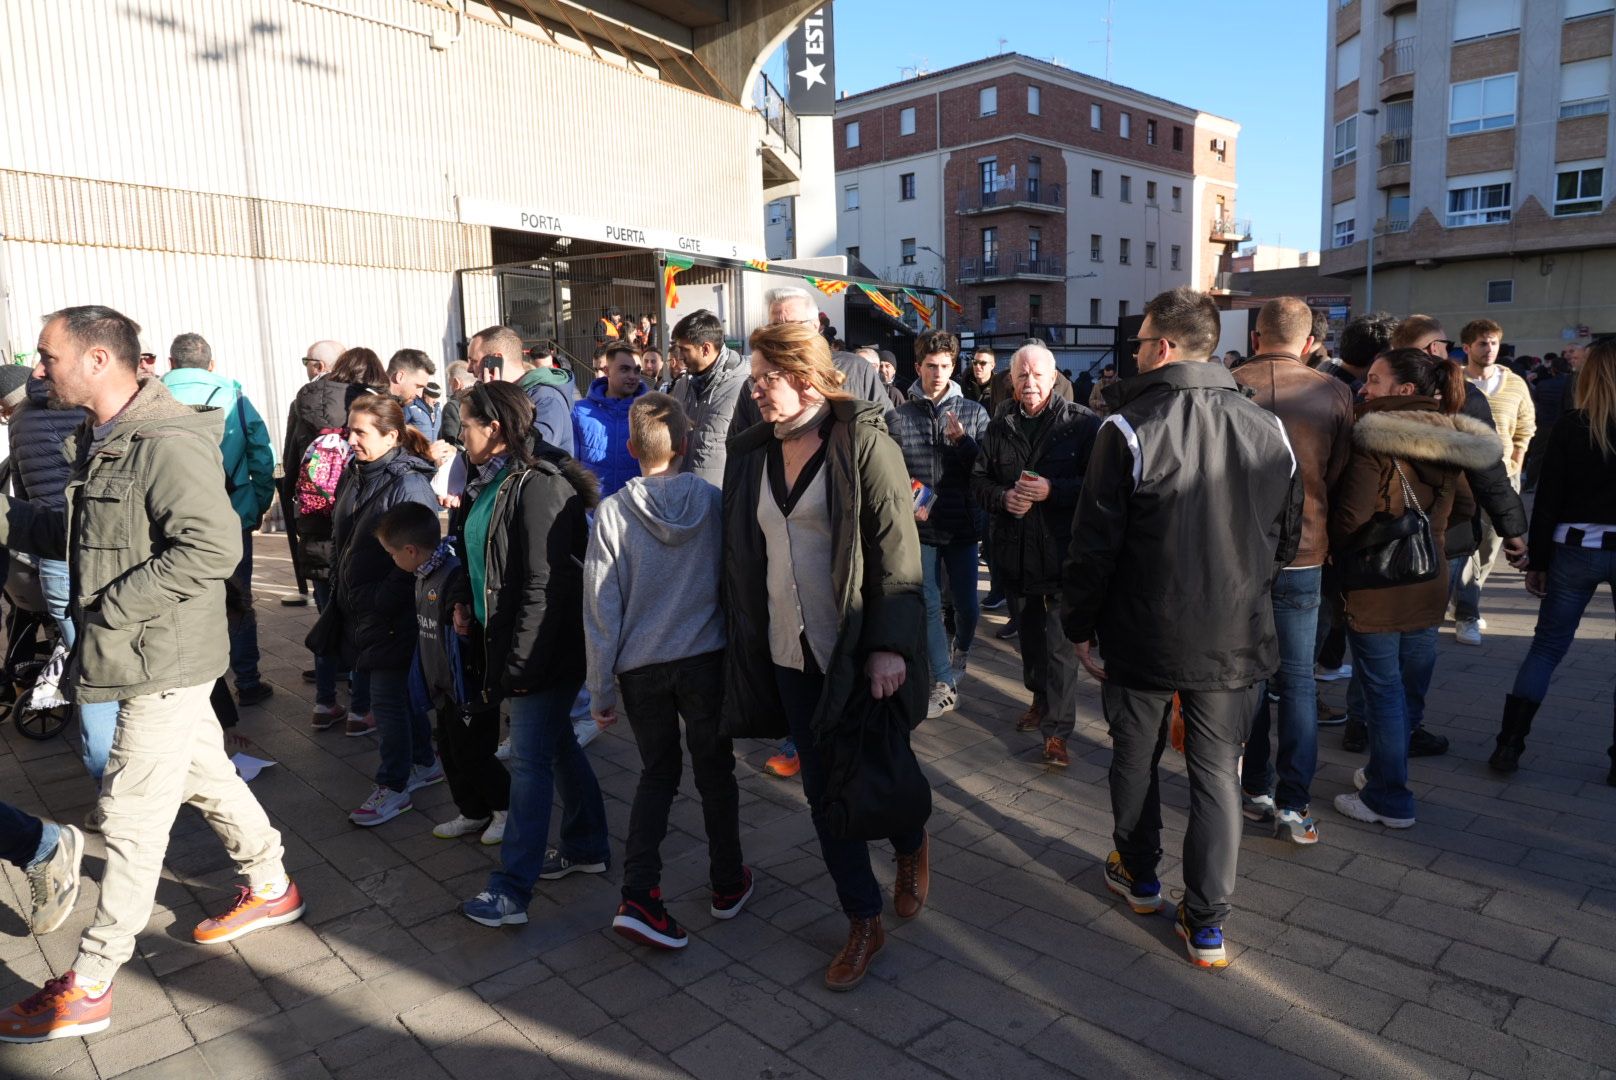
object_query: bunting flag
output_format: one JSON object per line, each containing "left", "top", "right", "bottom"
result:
{"left": 858, "top": 282, "right": 904, "bottom": 320}
{"left": 746, "top": 258, "right": 771, "bottom": 272}
{"left": 902, "top": 289, "right": 934, "bottom": 327}
{"left": 938, "top": 290, "right": 965, "bottom": 316}
{"left": 805, "top": 275, "right": 849, "bottom": 296}
{"left": 663, "top": 254, "right": 694, "bottom": 308}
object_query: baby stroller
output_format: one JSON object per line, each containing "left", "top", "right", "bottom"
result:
{"left": 1, "top": 553, "right": 74, "bottom": 741}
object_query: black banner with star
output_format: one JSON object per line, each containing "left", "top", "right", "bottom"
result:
{"left": 784, "top": 5, "right": 836, "bottom": 115}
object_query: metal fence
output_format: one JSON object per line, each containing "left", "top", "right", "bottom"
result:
{"left": 753, "top": 73, "right": 801, "bottom": 157}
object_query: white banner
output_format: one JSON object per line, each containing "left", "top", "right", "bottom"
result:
{"left": 457, "top": 197, "right": 765, "bottom": 262}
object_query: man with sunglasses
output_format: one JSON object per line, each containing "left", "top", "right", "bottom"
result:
{"left": 960, "top": 349, "right": 996, "bottom": 409}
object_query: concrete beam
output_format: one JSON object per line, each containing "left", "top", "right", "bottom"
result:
{"left": 691, "top": 0, "right": 823, "bottom": 105}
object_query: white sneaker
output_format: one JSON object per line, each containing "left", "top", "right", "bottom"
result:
{"left": 350, "top": 785, "right": 411, "bottom": 827}
{"left": 406, "top": 758, "right": 446, "bottom": 793}
{"left": 1333, "top": 791, "right": 1415, "bottom": 829}
{"left": 1455, "top": 619, "right": 1483, "bottom": 646}
{"left": 1353, "top": 767, "right": 1367, "bottom": 791}
{"left": 1314, "top": 663, "right": 1352, "bottom": 682}
{"left": 1241, "top": 792, "right": 1276, "bottom": 822}
{"left": 432, "top": 814, "right": 491, "bottom": 839}
{"left": 1275, "top": 808, "right": 1320, "bottom": 845}
{"left": 480, "top": 811, "right": 507, "bottom": 846}
{"left": 495, "top": 738, "right": 512, "bottom": 762}
{"left": 926, "top": 682, "right": 957, "bottom": 720}
{"left": 573, "top": 716, "right": 600, "bottom": 748}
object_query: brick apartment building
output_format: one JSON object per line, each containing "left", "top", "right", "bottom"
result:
{"left": 1322, "top": 0, "right": 1616, "bottom": 352}
{"left": 832, "top": 53, "right": 1242, "bottom": 342}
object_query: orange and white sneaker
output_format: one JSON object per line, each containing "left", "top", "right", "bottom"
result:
{"left": 0, "top": 972, "right": 112, "bottom": 1042}
{"left": 193, "top": 881, "right": 306, "bottom": 945}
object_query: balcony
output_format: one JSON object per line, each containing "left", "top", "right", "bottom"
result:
{"left": 957, "top": 250, "right": 1065, "bottom": 283}
{"left": 956, "top": 180, "right": 1065, "bottom": 216}
{"left": 1377, "top": 127, "right": 1412, "bottom": 187}
{"left": 1378, "top": 217, "right": 1411, "bottom": 234}
{"left": 1209, "top": 216, "right": 1251, "bottom": 243}
{"left": 753, "top": 73, "right": 802, "bottom": 196}
{"left": 1379, "top": 38, "right": 1415, "bottom": 98}
{"left": 1207, "top": 271, "right": 1249, "bottom": 297}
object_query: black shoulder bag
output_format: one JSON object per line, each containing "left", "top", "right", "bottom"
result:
{"left": 1335, "top": 461, "right": 1441, "bottom": 590}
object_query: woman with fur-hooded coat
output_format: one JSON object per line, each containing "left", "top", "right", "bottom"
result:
{"left": 1328, "top": 348, "right": 1502, "bottom": 829}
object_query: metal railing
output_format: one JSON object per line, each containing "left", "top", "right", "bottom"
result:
{"left": 957, "top": 180, "right": 1063, "bottom": 212}
{"left": 958, "top": 251, "right": 1063, "bottom": 281}
{"left": 1379, "top": 129, "right": 1412, "bottom": 167}
{"left": 1380, "top": 38, "right": 1416, "bottom": 81}
{"left": 1381, "top": 217, "right": 1410, "bottom": 234}
{"left": 752, "top": 73, "right": 801, "bottom": 157}
{"left": 1210, "top": 216, "right": 1251, "bottom": 241}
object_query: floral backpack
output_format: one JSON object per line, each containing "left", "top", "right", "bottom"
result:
{"left": 294, "top": 428, "right": 352, "bottom": 517}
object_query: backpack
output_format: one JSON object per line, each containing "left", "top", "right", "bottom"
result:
{"left": 294, "top": 428, "right": 352, "bottom": 517}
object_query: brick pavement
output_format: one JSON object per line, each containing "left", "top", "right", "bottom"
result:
{"left": 2, "top": 540, "right": 1615, "bottom": 1079}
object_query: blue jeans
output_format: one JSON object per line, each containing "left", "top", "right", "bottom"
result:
{"left": 921, "top": 541, "right": 980, "bottom": 688}
{"left": 39, "top": 557, "right": 121, "bottom": 781}
{"left": 1243, "top": 567, "right": 1321, "bottom": 813}
{"left": 1346, "top": 627, "right": 1438, "bottom": 820}
{"left": 1512, "top": 545, "right": 1616, "bottom": 702}
{"left": 226, "top": 531, "right": 262, "bottom": 690}
{"left": 367, "top": 666, "right": 435, "bottom": 792}
{"left": 0, "top": 799, "right": 52, "bottom": 871}
{"left": 487, "top": 681, "right": 609, "bottom": 907}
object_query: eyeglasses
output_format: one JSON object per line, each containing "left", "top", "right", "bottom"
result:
{"left": 1128, "top": 336, "right": 1173, "bottom": 354}
{"left": 1424, "top": 339, "right": 1456, "bottom": 354}
{"left": 754, "top": 370, "right": 791, "bottom": 388}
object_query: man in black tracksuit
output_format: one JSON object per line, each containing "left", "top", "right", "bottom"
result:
{"left": 1062, "top": 288, "right": 1301, "bottom": 968}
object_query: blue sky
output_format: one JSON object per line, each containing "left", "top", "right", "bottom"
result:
{"left": 819, "top": 0, "right": 1327, "bottom": 252}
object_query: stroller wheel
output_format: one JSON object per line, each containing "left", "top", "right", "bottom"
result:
{"left": 14, "top": 701, "right": 71, "bottom": 741}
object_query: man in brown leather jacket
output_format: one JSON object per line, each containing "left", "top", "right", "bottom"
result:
{"left": 1230, "top": 297, "right": 1354, "bottom": 845}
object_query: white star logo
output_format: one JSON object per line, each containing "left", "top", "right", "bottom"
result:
{"left": 796, "top": 59, "right": 826, "bottom": 90}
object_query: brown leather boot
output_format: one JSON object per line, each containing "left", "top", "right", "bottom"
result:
{"left": 824, "top": 915, "right": 885, "bottom": 991}
{"left": 1016, "top": 704, "right": 1043, "bottom": 732}
{"left": 893, "top": 832, "right": 929, "bottom": 919}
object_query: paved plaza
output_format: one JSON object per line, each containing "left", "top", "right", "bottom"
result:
{"left": 2, "top": 540, "right": 1615, "bottom": 1080}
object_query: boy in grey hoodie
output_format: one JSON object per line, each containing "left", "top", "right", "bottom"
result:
{"left": 583, "top": 394, "right": 749, "bottom": 950}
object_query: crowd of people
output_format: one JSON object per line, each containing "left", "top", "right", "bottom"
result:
{"left": 0, "top": 280, "right": 1613, "bottom": 1042}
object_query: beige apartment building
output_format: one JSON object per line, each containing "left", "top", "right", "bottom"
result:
{"left": 1322, "top": 0, "right": 1616, "bottom": 353}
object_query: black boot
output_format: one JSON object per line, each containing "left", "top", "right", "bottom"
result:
{"left": 1342, "top": 717, "right": 1367, "bottom": 753}
{"left": 1488, "top": 694, "right": 1539, "bottom": 774}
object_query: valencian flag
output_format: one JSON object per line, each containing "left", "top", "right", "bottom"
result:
{"left": 902, "top": 288, "right": 934, "bottom": 327}
{"left": 805, "top": 275, "right": 848, "bottom": 296}
{"left": 858, "top": 283, "right": 903, "bottom": 320}
{"left": 746, "top": 258, "right": 771, "bottom": 272}
{"left": 937, "top": 290, "right": 965, "bottom": 316}
{"left": 663, "top": 254, "right": 694, "bottom": 308}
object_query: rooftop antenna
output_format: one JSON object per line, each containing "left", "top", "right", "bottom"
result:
{"left": 1098, "top": 0, "right": 1114, "bottom": 80}
{"left": 997, "top": 36, "right": 1008, "bottom": 54}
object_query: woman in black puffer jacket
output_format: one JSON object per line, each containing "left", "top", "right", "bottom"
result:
{"left": 330, "top": 394, "right": 440, "bottom": 827}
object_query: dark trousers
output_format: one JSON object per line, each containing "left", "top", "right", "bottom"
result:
{"left": 1104, "top": 682, "right": 1256, "bottom": 929}
{"left": 226, "top": 530, "right": 262, "bottom": 691}
{"left": 212, "top": 678, "right": 239, "bottom": 730}
{"left": 437, "top": 704, "right": 510, "bottom": 820}
{"left": 617, "top": 650, "right": 743, "bottom": 895}
{"left": 1011, "top": 594, "right": 1076, "bottom": 737}
{"left": 774, "top": 660, "right": 924, "bottom": 918}
{"left": 0, "top": 800, "right": 45, "bottom": 871}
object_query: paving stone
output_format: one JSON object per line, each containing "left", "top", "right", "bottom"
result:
{"left": 619, "top": 988, "right": 724, "bottom": 1054}
{"left": 398, "top": 988, "right": 504, "bottom": 1049}
{"left": 432, "top": 1020, "right": 565, "bottom": 1080}
{"left": 1385, "top": 896, "right": 1556, "bottom": 962}
{"left": 1265, "top": 1009, "right": 1469, "bottom": 1080}
{"left": 908, "top": 1018, "right": 1070, "bottom": 1080}
{"left": 686, "top": 968, "right": 829, "bottom": 1052}
{"left": 1437, "top": 941, "right": 1616, "bottom": 1025}
{"left": 1383, "top": 1003, "right": 1528, "bottom": 1079}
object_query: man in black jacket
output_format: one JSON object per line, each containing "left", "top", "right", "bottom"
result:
{"left": 970, "top": 342, "right": 1100, "bottom": 766}
{"left": 1062, "top": 287, "right": 1302, "bottom": 969}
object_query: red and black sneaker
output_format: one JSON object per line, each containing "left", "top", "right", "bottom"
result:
{"left": 612, "top": 889, "right": 687, "bottom": 950}
{"left": 710, "top": 865, "right": 755, "bottom": 921}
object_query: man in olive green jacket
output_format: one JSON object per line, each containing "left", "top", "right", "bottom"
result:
{"left": 0, "top": 306, "right": 303, "bottom": 1045}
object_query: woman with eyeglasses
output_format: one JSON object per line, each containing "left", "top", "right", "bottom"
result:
{"left": 1489, "top": 338, "right": 1616, "bottom": 785}
{"left": 721, "top": 320, "right": 929, "bottom": 991}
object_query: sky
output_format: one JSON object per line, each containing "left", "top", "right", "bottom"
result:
{"left": 816, "top": 0, "right": 1327, "bottom": 252}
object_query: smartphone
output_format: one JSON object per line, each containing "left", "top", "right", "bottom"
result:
{"left": 483, "top": 352, "right": 504, "bottom": 376}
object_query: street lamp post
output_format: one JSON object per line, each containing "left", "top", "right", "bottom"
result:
{"left": 1361, "top": 106, "right": 1379, "bottom": 315}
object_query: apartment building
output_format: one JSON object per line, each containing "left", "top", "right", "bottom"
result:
{"left": 1322, "top": 0, "right": 1616, "bottom": 352}
{"left": 833, "top": 54, "right": 1242, "bottom": 339}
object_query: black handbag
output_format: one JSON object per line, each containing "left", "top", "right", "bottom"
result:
{"left": 1335, "top": 461, "right": 1441, "bottom": 591}
{"left": 820, "top": 686, "right": 932, "bottom": 842}
{"left": 303, "top": 598, "right": 349, "bottom": 662}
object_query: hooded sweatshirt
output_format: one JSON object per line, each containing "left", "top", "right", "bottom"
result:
{"left": 582, "top": 471, "right": 725, "bottom": 712}
{"left": 517, "top": 365, "right": 578, "bottom": 453}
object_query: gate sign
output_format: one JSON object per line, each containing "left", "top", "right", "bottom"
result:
{"left": 785, "top": 6, "right": 836, "bottom": 115}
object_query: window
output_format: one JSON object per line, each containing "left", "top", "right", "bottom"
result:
{"left": 1333, "top": 116, "right": 1357, "bottom": 167}
{"left": 979, "top": 86, "right": 997, "bottom": 116}
{"left": 1146, "top": 180, "right": 1157, "bottom": 203}
{"left": 846, "top": 121, "right": 860, "bottom": 148}
{"left": 979, "top": 158, "right": 998, "bottom": 197}
{"left": 1172, "top": 186, "right": 1183, "bottom": 211}
{"left": 1213, "top": 138, "right": 1227, "bottom": 163}
{"left": 1453, "top": 0, "right": 1522, "bottom": 41}
{"left": 1118, "top": 300, "right": 1130, "bottom": 319}
{"left": 1335, "top": 35, "right": 1360, "bottom": 89}
{"left": 1028, "top": 156, "right": 1042, "bottom": 200}
{"left": 1555, "top": 162, "right": 1605, "bottom": 214}
{"left": 1332, "top": 198, "right": 1356, "bottom": 247}
{"left": 899, "top": 107, "right": 916, "bottom": 136}
{"left": 1567, "top": 0, "right": 1616, "bottom": 18}
{"left": 1090, "top": 234, "right": 1103, "bottom": 261}
{"left": 844, "top": 185, "right": 859, "bottom": 211}
{"left": 1145, "top": 241, "right": 1157, "bottom": 268}
{"left": 1170, "top": 244, "right": 1181, "bottom": 270}
{"left": 899, "top": 172, "right": 916, "bottom": 200}
{"left": 1120, "top": 111, "right": 1132, "bottom": 138}
{"left": 1386, "top": 187, "right": 1411, "bottom": 229}
{"left": 1487, "top": 279, "right": 1514, "bottom": 304}
{"left": 1029, "top": 294, "right": 1042, "bottom": 325}
{"left": 1091, "top": 169, "right": 1103, "bottom": 196}
{"left": 981, "top": 227, "right": 998, "bottom": 267}
{"left": 1028, "top": 226, "right": 1042, "bottom": 263}
{"left": 980, "top": 296, "right": 997, "bottom": 327}
{"left": 1120, "top": 175, "right": 1132, "bottom": 202}
{"left": 1450, "top": 74, "right": 1517, "bottom": 134}
{"left": 1172, "top": 125, "right": 1184, "bottom": 151}
{"left": 1028, "top": 86, "right": 1041, "bottom": 115}
{"left": 1091, "top": 103, "right": 1103, "bottom": 129}
{"left": 1561, "top": 58, "right": 1611, "bottom": 118}
{"left": 901, "top": 238, "right": 917, "bottom": 265}
{"left": 1119, "top": 238, "right": 1131, "bottom": 265}
{"left": 1447, "top": 172, "right": 1512, "bottom": 226}
{"left": 1089, "top": 298, "right": 1102, "bottom": 323}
